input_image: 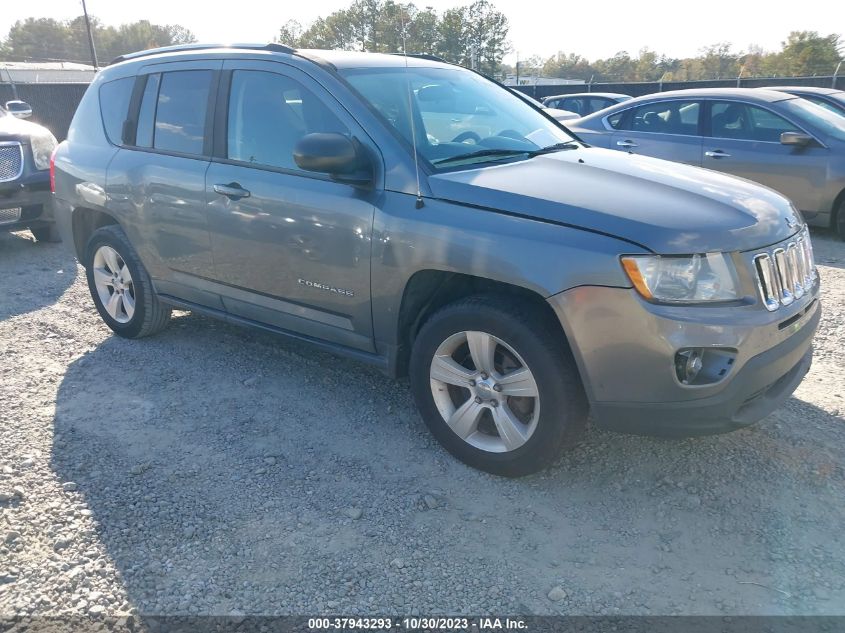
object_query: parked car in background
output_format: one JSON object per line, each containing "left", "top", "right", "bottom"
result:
{"left": 0, "top": 100, "right": 59, "bottom": 242}
{"left": 509, "top": 88, "right": 579, "bottom": 122}
{"left": 761, "top": 86, "right": 845, "bottom": 117}
{"left": 569, "top": 88, "right": 845, "bottom": 239}
{"left": 53, "top": 46, "right": 820, "bottom": 476}
{"left": 542, "top": 92, "right": 632, "bottom": 116}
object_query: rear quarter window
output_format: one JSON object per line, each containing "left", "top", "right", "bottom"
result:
{"left": 98, "top": 77, "right": 134, "bottom": 146}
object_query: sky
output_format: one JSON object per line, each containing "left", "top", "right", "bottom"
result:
{"left": 2, "top": 0, "right": 843, "bottom": 65}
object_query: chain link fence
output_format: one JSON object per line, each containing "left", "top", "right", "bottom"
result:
{"left": 514, "top": 74, "right": 845, "bottom": 100}
{"left": 0, "top": 82, "right": 89, "bottom": 140}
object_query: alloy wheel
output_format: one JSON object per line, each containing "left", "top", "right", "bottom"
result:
{"left": 92, "top": 245, "right": 136, "bottom": 324}
{"left": 429, "top": 330, "right": 540, "bottom": 453}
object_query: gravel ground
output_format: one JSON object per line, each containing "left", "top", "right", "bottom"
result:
{"left": 1, "top": 227, "right": 843, "bottom": 618}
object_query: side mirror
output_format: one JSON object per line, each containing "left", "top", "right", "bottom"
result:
{"left": 5, "top": 100, "right": 32, "bottom": 119}
{"left": 780, "top": 131, "right": 813, "bottom": 147}
{"left": 293, "top": 133, "right": 372, "bottom": 186}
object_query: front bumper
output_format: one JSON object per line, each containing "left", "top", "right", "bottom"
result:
{"left": 548, "top": 284, "right": 820, "bottom": 437}
{"left": 0, "top": 170, "right": 52, "bottom": 232}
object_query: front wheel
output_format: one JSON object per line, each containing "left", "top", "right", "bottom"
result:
{"left": 409, "top": 296, "right": 587, "bottom": 477}
{"left": 84, "top": 224, "right": 171, "bottom": 339}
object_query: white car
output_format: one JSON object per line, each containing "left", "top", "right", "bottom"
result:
{"left": 510, "top": 89, "right": 579, "bottom": 122}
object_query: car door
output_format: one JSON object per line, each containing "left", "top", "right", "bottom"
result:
{"left": 204, "top": 60, "right": 378, "bottom": 352}
{"left": 609, "top": 99, "right": 704, "bottom": 166}
{"left": 106, "top": 61, "right": 221, "bottom": 305}
{"left": 702, "top": 100, "right": 830, "bottom": 214}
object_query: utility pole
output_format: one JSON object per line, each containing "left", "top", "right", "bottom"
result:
{"left": 515, "top": 52, "right": 519, "bottom": 85}
{"left": 81, "top": 0, "right": 99, "bottom": 69}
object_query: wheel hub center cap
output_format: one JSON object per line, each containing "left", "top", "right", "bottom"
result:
{"left": 476, "top": 380, "right": 495, "bottom": 398}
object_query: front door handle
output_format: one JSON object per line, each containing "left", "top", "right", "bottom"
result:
{"left": 616, "top": 140, "right": 638, "bottom": 148}
{"left": 705, "top": 150, "right": 731, "bottom": 159}
{"left": 213, "top": 182, "right": 251, "bottom": 199}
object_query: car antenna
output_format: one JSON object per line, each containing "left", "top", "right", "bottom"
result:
{"left": 400, "top": 12, "right": 424, "bottom": 209}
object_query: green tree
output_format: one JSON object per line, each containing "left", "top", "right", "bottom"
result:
{"left": 776, "top": 31, "right": 842, "bottom": 76}
{"left": 1, "top": 16, "right": 196, "bottom": 65}
{"left": 3, "top": 18, "right": 75, "bottom": 62}
{"left": 279, "top": 0, "right": 509, "bottom": 75}
{"left": 542, "top": 53, "right": 595, "bottom": 81}
{"left": 698, "top": 42, "right": 740, "bottom": 79}
{"left": 435, "top": 6, "right": 467, "bottom": 64}
{"left": 408, "top": 7, "right": 439, "bottom": 54}
{"left": 464, "top": 0, "right": 509, "bottom": 75}
{"left": 278, "top": 20, "right": 304, "bottom": 46}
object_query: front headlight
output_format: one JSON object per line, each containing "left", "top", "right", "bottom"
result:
{"left": 30, "top": 131, "right": 58, "bottom": 170}
{"left": 621, "top": 253, "right": 740, "bottom": 303}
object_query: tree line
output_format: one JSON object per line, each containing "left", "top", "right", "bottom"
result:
{"left": 0, "top": 6, "right": 841, "bottom": 84}
{"left": 0, "top": 17, "right": 196, "bottom": 66}
{"left": 279, "top": 0, "right": 509, "bottom": 78}
{"left": 520, "top": 32, "right": 843, "bottom": 83}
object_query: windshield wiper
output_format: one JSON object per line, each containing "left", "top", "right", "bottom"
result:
{"left": 432, "top": 148, "right": 529, "bottom": 167}
{"left": 527, "top": 141, "right": 581, "bottom": 156}
{"left": 432, "top": 142, "right": 581, "bottom": 167}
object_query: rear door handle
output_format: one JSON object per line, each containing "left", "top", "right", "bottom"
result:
{"left": 705, "top": 150, "right": 731, "bottom": 159}
{"left": 213, "top": 182, "right": 251, "bottom": 199}
{"left": 616, "top": 140, "right": 638, "bottom": 148}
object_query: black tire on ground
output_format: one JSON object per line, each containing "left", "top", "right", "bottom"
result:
{"left": 409, "top": 295, "right": 588, "bottom": 477}
{"left": 836, "top": 199, "right": 845, "bottom": 241}
{"left": 30, "top": 224, "right": 61, "bottom": 243}
{"left": 84, "top": 224, "right": 171, "bottom": 339}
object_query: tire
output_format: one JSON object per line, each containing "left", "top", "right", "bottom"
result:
{"left": 836, "top": 199, "right": 845, "bottom": 241}
{"left": 30, "top": 224, "right": 61, "bottom": 243}
{"left": 409, "top": 295, "right": 588, "bottom": 477}
{"left": 84, "top": 224, "right": 171, "bottom": 339}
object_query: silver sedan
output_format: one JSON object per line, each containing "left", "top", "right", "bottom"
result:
{"left": 568, "top": 88, "right": 845, "bottom": 239}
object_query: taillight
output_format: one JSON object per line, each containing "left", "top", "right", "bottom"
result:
{"left": 49, "top": 146, "right": 58, "bottom": 193}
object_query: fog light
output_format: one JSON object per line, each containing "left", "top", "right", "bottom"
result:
{"left": 674, "top": 347, "right": 737, "bottom": 386}
{"left": 675, "top": 349, "right": 703, "bottom": 385}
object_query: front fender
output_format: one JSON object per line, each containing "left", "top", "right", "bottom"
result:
{"left": 370, "top": 191, "right": 642, "bottom": 346}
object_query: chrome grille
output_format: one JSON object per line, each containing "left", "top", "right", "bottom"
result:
{"left": 753, "top": 229, "right": 817, "bottom": 311}
{"left": 0, "top": 207, "right": 22, "bottom": 224}
{"left": 0, "top": 142, "right": 24, "bottom": 182}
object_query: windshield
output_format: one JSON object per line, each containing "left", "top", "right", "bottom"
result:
{"left": 783, "top": 98, "right": 845, "bottom": 143}
{"left": 340, "top": 66, "right": 574, "bottom": 169}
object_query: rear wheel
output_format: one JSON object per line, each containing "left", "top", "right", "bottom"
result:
{"left": 409, "top": 295, "right": 587, "bottom": 477}
{"left": 30, "top": 224, "right": 61, "bottom": 243}
{"left": 84, "top": 225, "right": 171, "bottom": 338}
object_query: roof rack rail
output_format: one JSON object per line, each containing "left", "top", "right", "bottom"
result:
{"left": 110, "top": 43, "right": 294, "bottom": 66}
{"left": 389, "top": 53, "right": 451, "bottom": 64}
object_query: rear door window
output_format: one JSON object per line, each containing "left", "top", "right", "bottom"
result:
{"left": 144, "top": 70, "right": 213, "bottom": 155}
{"left": 98, "top": 77, "right": 134, "bottom": 145}
{"left": 625, "top": 100, "right": 701, "bottom": 135}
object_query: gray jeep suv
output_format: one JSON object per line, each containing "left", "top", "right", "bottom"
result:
{"left": 53, "top": 44, "right": 821, "bottom": 476}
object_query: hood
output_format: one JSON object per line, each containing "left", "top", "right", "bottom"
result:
{"left": 428, "top": 146, "right": 802, "bottom": 254}
{"left": 0, "top": 113, "right": 50, "bottom": 141}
